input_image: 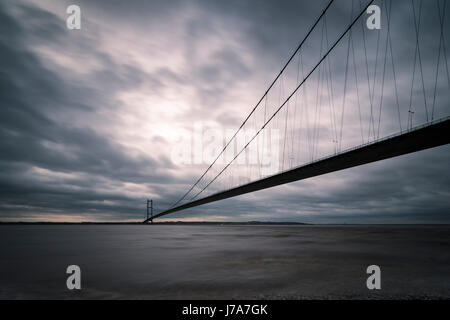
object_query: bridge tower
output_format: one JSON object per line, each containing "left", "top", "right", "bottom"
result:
{"left": 146, "top": 199, "right": 153, "bottom": 224}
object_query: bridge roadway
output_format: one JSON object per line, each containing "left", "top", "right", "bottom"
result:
{"left": 144, "top": 116, "right": 450, "bottom": 222}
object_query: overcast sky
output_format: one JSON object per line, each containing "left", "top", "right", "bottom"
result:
{"left": 0, "top": 0, "right": 449, "bottom": 223}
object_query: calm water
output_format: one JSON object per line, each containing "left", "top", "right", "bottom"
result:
{"left": 0, "top": 225, "right": 449, "bottom": 299}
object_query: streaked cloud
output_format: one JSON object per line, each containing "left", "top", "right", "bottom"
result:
{"left": 0, "top": 0, "right": 449, "bottom": 223}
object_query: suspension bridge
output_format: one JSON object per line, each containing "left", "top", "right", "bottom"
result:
{"left": 145, "top": 0, "right": 450, "bottom": 223}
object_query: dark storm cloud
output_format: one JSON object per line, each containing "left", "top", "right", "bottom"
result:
{"left": 0, "top": 1, "right": 180, "bottom": 220}
{"left": 0, "top": 0, "right": 449, "bottom": 222}
{"left": 165, "top": 1, "right": 450, "bottom": 223}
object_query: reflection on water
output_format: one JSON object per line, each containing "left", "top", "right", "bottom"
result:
{"left": 0, "top": 225, "right": 449, "bottom": 299}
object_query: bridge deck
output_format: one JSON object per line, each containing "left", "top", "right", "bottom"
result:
{"left": 145, "top": 117, "right": 450, "bottom": 222}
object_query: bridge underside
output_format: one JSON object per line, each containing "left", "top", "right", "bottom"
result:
{"left": 145, "top": 117, "right": 450, "bottom": 222}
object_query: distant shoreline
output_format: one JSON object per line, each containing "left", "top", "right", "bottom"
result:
{"left": 1, "top": 221, "right": 449, "bottom": 226}
{"left": 0, "top": 221, "right": 310, "bottom": 225}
